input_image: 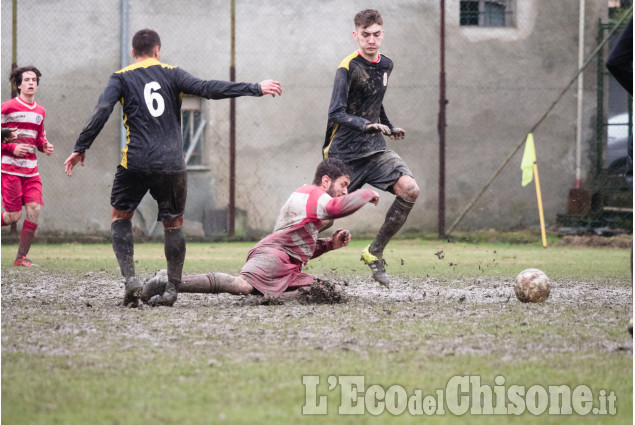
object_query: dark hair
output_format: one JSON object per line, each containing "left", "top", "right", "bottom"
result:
{"left": 312, "top": 158, "right": 351, "bottom": 185}
{"left": 132, "top": 29, "right": 161, "bottom": 57}
{"left": 10, "top": 66, "right": 41, "bottom": 94}
{"left": 354, "top": 9, "right": 383, "bottom": 29}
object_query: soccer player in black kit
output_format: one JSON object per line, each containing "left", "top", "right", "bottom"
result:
{"left": 64, "top": 29, "right": 281, "bottom": 307}
{"left": 323, "top": 10, "right": 419, "bottom": 287}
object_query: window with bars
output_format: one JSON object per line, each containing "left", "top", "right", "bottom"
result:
{"left": 460, "top": 0, "right": 514, "bottom": 27}
{"left": 181, "top": 97, "right": 206, "bottom": 168}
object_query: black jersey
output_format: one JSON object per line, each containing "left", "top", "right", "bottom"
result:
{"left": 74, "top": 58, "right": 262, "bottom": 173}
{"left": 323, "top": 51, "right": 394, "bottom": 162}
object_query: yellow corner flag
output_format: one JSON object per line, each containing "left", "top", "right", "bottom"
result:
{"left": 521, "top": 133, "right": 536, "bottom": 187}
{"left": 520, "top": 133, "right": 547, "bottom": 247}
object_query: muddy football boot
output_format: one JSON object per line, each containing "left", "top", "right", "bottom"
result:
{"left": 147, "top": 281, "right": 178, "bottom": 307}
{"left": 13, "top": 256, "right": 34, "bottom": 267}
{"left": 141, "top": 269, "right": 168, "bottom": 303}
{"left": 123, "top": 277, "right": 143, "bottom": 308}
{"left": 360, "top": 245, "right": 390, "bottom": 287}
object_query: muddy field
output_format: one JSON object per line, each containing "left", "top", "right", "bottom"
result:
{"left": 2, "top": 267, "right": 632, "bottom": 364}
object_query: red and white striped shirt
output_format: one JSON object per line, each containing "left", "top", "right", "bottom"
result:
{"left": 1, "top": 97, "right": 47, "bottom": 178}
{"left": 255, "top": 184, "right": 377, "bottom": 264}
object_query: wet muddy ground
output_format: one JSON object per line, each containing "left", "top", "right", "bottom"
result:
{"left": 2, "top": 268, "right": 632, "bottom": 364}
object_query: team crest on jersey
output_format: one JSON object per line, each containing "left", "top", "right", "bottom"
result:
{"left": 383, "top": 72, "right": 388, "bottom": 86}
{"left": 36, "top": 115, "right": 43, "bottom": 125}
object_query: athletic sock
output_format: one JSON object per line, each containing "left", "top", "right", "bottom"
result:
{"left": 164, "top": 226, "right": 186, "bottom": 289}
{"left": 369, "top": 196, "right": 415, "bottom": 257}
{"left": 17, "top": 220, "right": 37, "bottom": 257}
{"left": 111, "top": 219, "right": 135, "bottom": 280}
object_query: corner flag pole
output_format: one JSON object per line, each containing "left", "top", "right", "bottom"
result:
{"left": 533, "top": 163, "right": 547, "bottom": 247}
{"left": 446, "top": 7, "right": 632, "bottom": 235}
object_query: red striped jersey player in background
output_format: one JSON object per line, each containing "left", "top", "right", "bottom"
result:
{"left": 1, "top": 66, "right": 54, "bottom": 267}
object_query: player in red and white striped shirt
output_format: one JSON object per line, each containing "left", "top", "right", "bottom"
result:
{"left": 1, "top": 66, "right": 54, "bottom": 266}
{"left": 141, "top": 158, "right": 379, "bottom": 304}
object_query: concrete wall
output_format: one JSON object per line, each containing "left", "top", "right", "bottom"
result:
{"left": 0, "top": 0, "right": 608, "bottom": 237}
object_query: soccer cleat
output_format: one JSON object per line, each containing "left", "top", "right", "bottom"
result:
{"left": 147, "top": 281, "right": 178, "bottom": 307}
{"left": 360, "top": 245, "right": 390, "bottom": 287}
{"left": 141, "top": 269, "right": 168, "bottom": 303}
{"left": 13, "top": 256, "right": 33, "bottom": 267}
{"left": 123, "top": 277, "right": 143, "bottom": 308}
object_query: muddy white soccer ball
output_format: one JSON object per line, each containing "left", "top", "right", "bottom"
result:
{"left": 514, "top": 268, "right": 550, "bottom": 303}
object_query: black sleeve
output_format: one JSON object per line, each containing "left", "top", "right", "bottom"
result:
{"left": 327, "top": 67, "right": 371, "bottom": 132}
{"left": 73, "top": 75, "right": 122, "bottom": 152}
{"left": 175, "top": 68, "right": 262, "bottom": 99}
{"left": 379, "top": 105, "right": 395, "bottom": 130}
{"left": 606, "top": 18, "right": 633, "bottom": 95}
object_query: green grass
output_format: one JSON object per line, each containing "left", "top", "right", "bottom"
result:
{"left": 2, "top": 239, "right": 633, "bottom": 424}
{"left": 5, "top": 238, "right": 630, "bottom": 279}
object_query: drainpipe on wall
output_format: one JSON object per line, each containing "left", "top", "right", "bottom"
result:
{"left": 575, "top": 0, "right": 585, "bottom": 189}
{"left": 120, "top": 0, "right": 129, "bottom": 153}
{"left": 229, "top": 0, "right": 236, "bottom": 237}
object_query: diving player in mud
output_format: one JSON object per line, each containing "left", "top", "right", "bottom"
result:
{"left": 141, "top": 158, "right": 379, "bottom": 304}
{"left": 322, "top": 9, "right": 420, "bottom": 287}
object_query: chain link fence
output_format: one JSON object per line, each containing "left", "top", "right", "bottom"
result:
{"left": 1, "top": 0, "right": 629, "bottom": 241}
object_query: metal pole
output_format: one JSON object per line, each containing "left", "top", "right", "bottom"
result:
{"left": 229, "top": 0, "right": 236, "bottom": 236}
{"left": 10, "top": 0, "right": 17, "bottom": 234}
{"left": 11, "top": 0, "right": 17, "bottom": 96}
{"left": 120, "top": 0, "right": 129, "bottom": 153}
{"left": 574, "top": 0, "right": 585, "bottom": 189}
{"left": 438, "top": 0, "right": 447, "bottom": 238}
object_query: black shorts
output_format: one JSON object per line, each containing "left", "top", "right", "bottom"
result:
{"left": 346, "top": 150, "right": 413, "bottom": 193}
{"left": 110, "top": 166, "right": 187, "bottom": 222}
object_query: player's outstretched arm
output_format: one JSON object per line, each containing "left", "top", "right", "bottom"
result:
{"left": 64, "top": 152, "right": 86, "bottom": 176}
{"left": 324, "top": 189, "right": 379, "bottom": 219}
{"left": 258, "top": 80, "right": 282, "bottom": 97}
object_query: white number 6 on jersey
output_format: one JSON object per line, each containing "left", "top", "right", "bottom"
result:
{"left": 144, "top": 81, "right": 165, "bottom": 117}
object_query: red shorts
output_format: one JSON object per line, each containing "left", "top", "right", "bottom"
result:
{"left": 238, "top": 246, "right": 314, "bottom": 298}
{"left": 1, "top": 173, "right": 43, "bottom": 212}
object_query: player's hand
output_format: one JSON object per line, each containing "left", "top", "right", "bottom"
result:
{"left": 259, "top": 80, "right": 282, "bottom": 97}
{"left": 331, "top": 228, "right": 351, "bottom": 250}
{"left": 369, "top": 190, "right": 380, "bottom": 206}
{"left": 12, "top": 144, "right": 32, "bottom": 158}
{"left": 364, "top": 123, "right": 391, "bottom": 136}
{"left": 64, "top": 152, "right": 86, "bottom": 176}
{"left": 390, "top": 127, "right": 406, "bottom": 140}
{"left": 1, "top": 128, "right": 17, "bottom": 144}
{"left": 43, "top": 141, "right": 54, "bottom": 156}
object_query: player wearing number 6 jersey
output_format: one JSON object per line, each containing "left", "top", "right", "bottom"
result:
{"left": 64, "top": 28, "right": 282, "bottom": 307}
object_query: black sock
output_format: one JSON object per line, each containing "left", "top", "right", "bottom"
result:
{"left": 370, "top": 196, "right": 415, "bottom": 257}
{"left": 111, "top": 219, "right": 135, "bottom": 280}
{"left": 164, "top": 226, "right": 186, "bottom": 289}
